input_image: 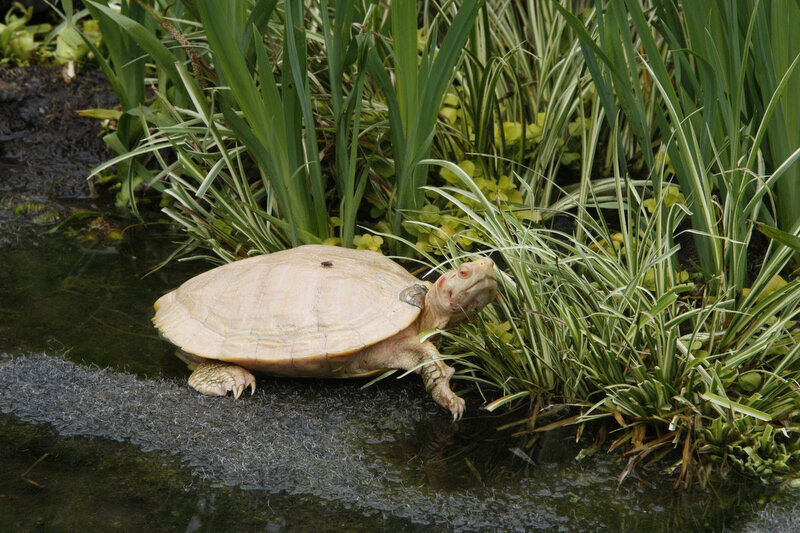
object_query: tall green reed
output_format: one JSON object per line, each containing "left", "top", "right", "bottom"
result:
{"left": 677, "top": 1, "right": 800, "bottom": 233}
{"left": 367, "top": 0, "right": 483, "bottom": 242}
{"left": 193, "top": 0, "right": 327, "bottom": 246}
{"left": 319, "top": 0, "right": 372, "bottom": 248}
{"left": 556, "top": 0, "right": 800, "bottom": 291}
{"left": 87, "top": 1, "right": 484, "bottom": 255}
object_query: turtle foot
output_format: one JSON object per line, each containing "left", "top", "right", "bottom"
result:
{"left": 188, "top": 361, "right": 256, "bottom": 399}
{"left": 419, "top": 358, "right": 465, "bottom": 420}
{"left": 431, "top": 382, "right": 466, "bottom": 420}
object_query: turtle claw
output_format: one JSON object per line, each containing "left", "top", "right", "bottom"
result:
{"left": 231, "top": 381, "right": 257, "bottom": 399}
{"left": 430, "top": 381, "right": 465, "bottom": 421}
{"left": 188, "top": 361, "right": 257, "bottom": 398}
{"left": 450, "top": 395, "right": 466, "bottom": 421}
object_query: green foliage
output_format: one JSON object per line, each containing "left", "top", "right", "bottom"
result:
{"left": 435, "top": 1, "right": 600, "bottom": 214}
{"left": 365, "top": 0, "right": 483, "bottom": 243}
{"left": 556, "top": 0, "right": 800, "bottom": 290}
{"left": 195, "top": 0, "right": 328, "bottom": 245}
{"left": 428, "top": 156, "right": 800, "bottom": 485}
{"left": 77, "top": 0, "right": 183, "bottom": 211}
{"left": 430, "top": 0, "right": 800, "bottom": 483}
{"left": 85, "top": 1, "right": 485, "bottom": 256}
{"left": 0, "top": 3, "right": 49, "bottom": 64}
{"left": 0, "top": 2, "right": 99, "bottom": 65}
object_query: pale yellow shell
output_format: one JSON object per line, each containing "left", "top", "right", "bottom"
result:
{"left": 153, "top": 245, "right": 422, "bottom": 375}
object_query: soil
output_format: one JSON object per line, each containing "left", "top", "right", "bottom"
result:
{"left": 0, "top": 64, "right": 117, "bottom": 246}
{"left": 0, "top": 64, "right": 116, "bottom": 200}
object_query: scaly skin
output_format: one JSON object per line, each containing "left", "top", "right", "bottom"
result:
{"left": 184, "top": 257, "right": 497, "bottom": 419}
{"left": 342, "top": 327, "right": 467, "bottom": 418}
{"left": 188, "top": 360, "right": 256, "bottom": 399}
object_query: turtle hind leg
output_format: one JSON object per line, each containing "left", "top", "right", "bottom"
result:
{"left": 187, "top": 360, "right": 256, "bottom": 399}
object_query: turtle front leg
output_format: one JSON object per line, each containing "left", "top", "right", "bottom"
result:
{"left": 347, "top": 336, "right": 465, "bottom": 420}
{"left": 187, "top": 360, "right": 256, "bottom": 399}
{"left": 417, "top": 350, "right": 465, "bottom": 420}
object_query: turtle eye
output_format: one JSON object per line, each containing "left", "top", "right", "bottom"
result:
{"left": 458, "top": 265, "right": 470, "bottom": 278}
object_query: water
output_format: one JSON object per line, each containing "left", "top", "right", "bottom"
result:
{"left": 1, "top": 212, "right": 798, "bottom": 531}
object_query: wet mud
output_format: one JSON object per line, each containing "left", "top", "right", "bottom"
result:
{"left": 0, "top": 64, "right": 115, "bottom": 198}
{"left": 0, "top": 64, "right": 116, "bottom": 246}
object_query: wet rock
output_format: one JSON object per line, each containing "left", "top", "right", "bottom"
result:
{"left": 738, "top": 498, "right": 800, "bottom": 533}
{"left": 0, "top": 353, "right": 563, "bottom": 531}
{"left": 1, "top": 352, "right": 789, "bottom": 532}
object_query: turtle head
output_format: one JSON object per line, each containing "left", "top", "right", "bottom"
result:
{"left": 425, "top": 257, "right": 497, "bottom": 328}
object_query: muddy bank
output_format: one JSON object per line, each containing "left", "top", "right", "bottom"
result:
{"left": 0, "top": 64, "right": 115, "bottom": 198}
{"left": 0, "top": 65, "right": 116, "bottom": 246}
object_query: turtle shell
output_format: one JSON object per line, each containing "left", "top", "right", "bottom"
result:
{"left": 153, "top": 245, "right": 423, "bottom": 376}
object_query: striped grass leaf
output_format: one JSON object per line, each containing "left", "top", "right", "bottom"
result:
{"left": 447, "top": 1, "right": 599, "bottom": 213}
{"left": 555, "top": 0, "right": 724, "bottom": 279}
{"left": 422, "top": 153, "right": 800, "bottom": 480}
{"left": 753, "top": 220, "right": 800, "bottom": 253}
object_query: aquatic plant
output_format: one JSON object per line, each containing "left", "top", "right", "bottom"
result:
{"left": 0, "top": 3, "right": 52, "bottom": 65}
{"left": 427, "top": 153, "right": 800, "bottom": 486}
{"left": 424, "top": 0, "right": 800, "bottom": 486}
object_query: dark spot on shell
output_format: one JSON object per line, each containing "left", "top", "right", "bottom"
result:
{"left": 321, "top": 260, "right": 333, "bottom": 267}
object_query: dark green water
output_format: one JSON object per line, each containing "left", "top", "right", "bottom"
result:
{"left": 0, "top": 220, "right": 197, "bottom": 376}
{"left": 1, "top": 214, "right": 798, "bottom": 532}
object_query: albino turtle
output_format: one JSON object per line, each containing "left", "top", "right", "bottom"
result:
{"left": 153, "top": 244, "right": 497, "bottom": 418}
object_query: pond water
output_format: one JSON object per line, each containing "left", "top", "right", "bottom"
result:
{"left": 1, "top": 211, "right": 799, "bottom": 532}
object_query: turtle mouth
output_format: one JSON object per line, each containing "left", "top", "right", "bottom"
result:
{"left": 454, "top": 275, "right": 497, "bottom": 314}
{"left": 465, "top": 275, "right": 496, "bottom": 292}
{"left": 462, "top": 268, "right": 497, "bottom": 295}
